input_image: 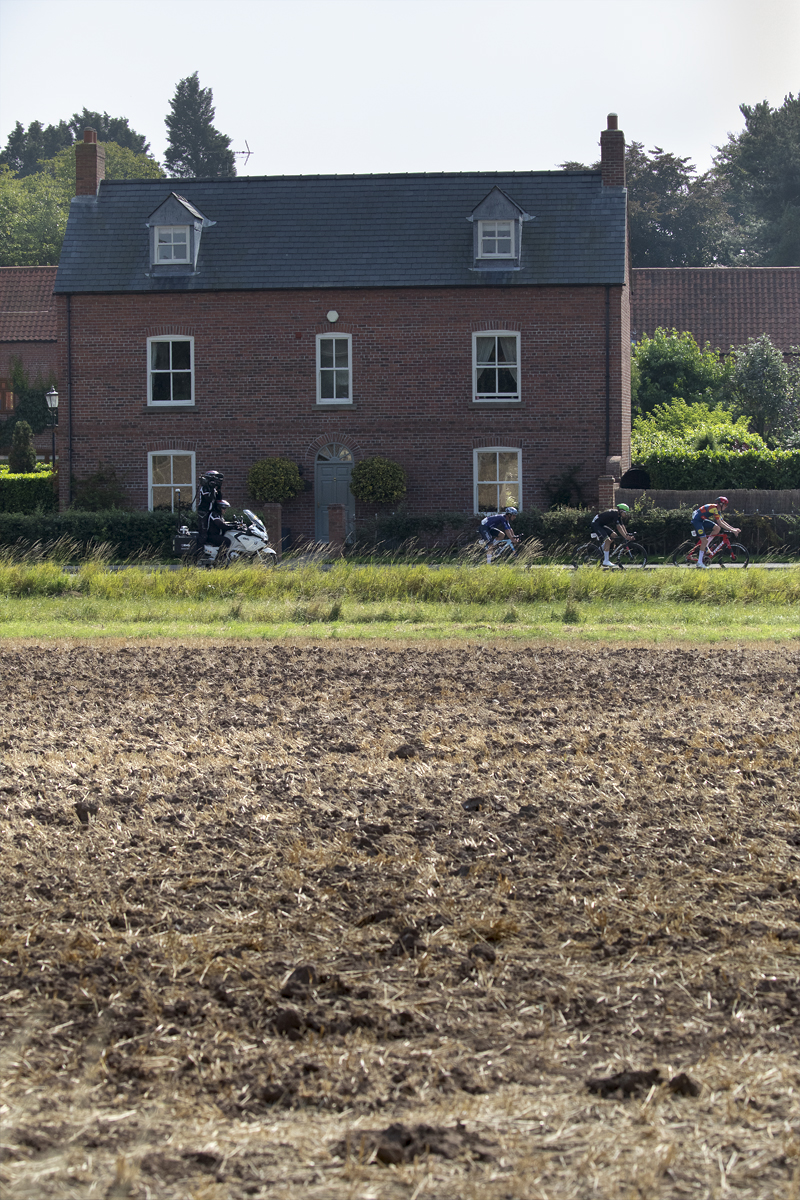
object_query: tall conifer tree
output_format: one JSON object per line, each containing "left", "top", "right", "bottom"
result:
{"left": 164, "top": 72, "right": 236, "bottom": 179}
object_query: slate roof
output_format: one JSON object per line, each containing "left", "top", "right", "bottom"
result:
{"left": 0, "top": 267, "right": 58, "bottom": 340}
{"left": 54, "top": 171, "right": 627, "bottom": 294}
{"left": 631, "top": 267, "right": 800, "bottom": 353}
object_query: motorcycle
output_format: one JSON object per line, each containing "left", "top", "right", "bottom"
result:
{"left": 173, "top": 509, "right": 278, "bottom": 568}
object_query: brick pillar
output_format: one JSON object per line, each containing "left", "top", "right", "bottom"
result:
{"left": 327, "top": 503, "right": 346, "bottom": 552}
{"left": 75, "top": 128, "right": 106, "bottom": 196}
{"left": 597, "top": 475, "right": 618, "bottom": 510}
{"left": 600, "top": 113, "right": 625, "bottom": 188}
{"left": 260, "top": 503, "right": 282, "bottom": 560}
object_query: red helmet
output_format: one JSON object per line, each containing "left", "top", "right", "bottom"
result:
{"left": 716, "top": 495, "right": 729, "bottom": 507}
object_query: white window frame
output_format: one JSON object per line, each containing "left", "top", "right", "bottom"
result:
{"left": 147, "top": 335, "right": 195, "bottom": 407}
{"left": 472, "top": 331, "right": 520, "bottom": 402}
{"left": 154, "top": 225, "right": 191, "bottom": 263}
{"left": 316, "top": 333, "right": 353, "bottom": 405}
{"left": 148, "top": 450, "right": 196, "bottom": 512}
{"left": 477, "top": 219, "right": 515, "bottom": 259}
{"left": 473, "top": 447, "right": 522, "bottom": 514}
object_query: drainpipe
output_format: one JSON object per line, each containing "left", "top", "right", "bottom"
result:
{"left": 604, "top": 285, "right": 609, "bottom": 458}
{"left": 66, "top": 294, "right": 73, "bottom": 505}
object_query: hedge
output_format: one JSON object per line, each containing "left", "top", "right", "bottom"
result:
{"left": 359, "top": 505, "right": 800, "bottom": 560}
{"left": 0, "top": 469, "right": 58, "bottom": 513}
{"left": 634, "top": 446, "right": 800, "bottom": 490}
{"left": 0, "top": 510, "right": 185, "bottom": 559}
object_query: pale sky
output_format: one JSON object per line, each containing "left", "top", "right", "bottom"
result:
{"left": 1, "top": 0, "right": 798, "bottom": 177}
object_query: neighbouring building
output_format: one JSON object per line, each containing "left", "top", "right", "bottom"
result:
{"left": 0, "top": 266, "right": 59, "bottom": 459}
{"left": 630, "top": 266, "right": 800, "bottom": 357}
{"left": 54, "top": 121, "right": 631, "bottom": 535}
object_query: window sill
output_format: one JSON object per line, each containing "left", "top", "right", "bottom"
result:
{"left": 146, "top": 402, "right": 196, "bottom": 410}
{"left": 471, "top": 398, "right": 521, "bottom": 406}
{"left": 315, "top": 402, "right": 355, "bottom": 409}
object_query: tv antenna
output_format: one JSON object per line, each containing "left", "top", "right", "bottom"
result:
{"left": 233, "top": 141, "right": 253, "bottom": 169}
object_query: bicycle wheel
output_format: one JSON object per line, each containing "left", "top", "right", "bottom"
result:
{"left": 670, "top": 540, "right": 699, "bottom": 567}
{"left": 715, "top": 542, "right": 750, "bottom": 568}
{"left": 614, "top": 541, "right": 648, "bottom": 568}
{"left": 573, "top": 542, "right": 603, "bottom": 568}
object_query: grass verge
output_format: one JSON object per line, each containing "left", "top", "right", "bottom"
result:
{"left": 1, "top": 562, "right": 799, "bottom": 641}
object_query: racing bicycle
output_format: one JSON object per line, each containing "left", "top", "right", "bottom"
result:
{"left": 572, "top": 534, "right": 648, "bottom": 569}
{"left": 670, "top": 531, "right": 750, "bottom": 568}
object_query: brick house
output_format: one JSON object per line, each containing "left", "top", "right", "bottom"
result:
{"left": 631, "top": 266, "right": 800, "bottom": 356}
{"left": 54, "top": 120, "right": 630, "bottom": 535}
{"left": 0, "top": 266, "right": 59, "bottom": 459}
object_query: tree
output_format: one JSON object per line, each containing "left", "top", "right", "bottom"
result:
{"left": 0, "top": 145, "right": 164, "bottom": 267}
{"left": 729, "top": 333, "right": 797, "bottom": 443}
{"left": 8, "top": 420, "right": 37, "bottom": 473}
{"left": 1, "top": 111, "right": 151, "bottom": 177}
{"left": 631, "top": 328, "right": 731, "bottom": 416}
{"left": 712, "top": 94, "right": 800, "bottom": 265}
{"left": 164, "top": 72, "right": 236, "bottom": 179}
{"left": 560, "top": 143, "right": 733, "bottom": 266}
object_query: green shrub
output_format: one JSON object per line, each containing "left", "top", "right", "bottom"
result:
{"left": 0, "top": 467, "right": 57, "bottom": 513}
{"left": 8, "top": 420, "right": 37, "bottom": 474}
{"left": 349, "top": 457, "right": 407, "bottom": 505}
{"left": 71, "top": 464, "right": 128, "bottom": 511}
{"left": 247, "top": 458, "right": 304, "bottom": 503}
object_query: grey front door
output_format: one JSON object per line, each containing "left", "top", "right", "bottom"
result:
{"left": 315, "top": 443, "right": 355, "bottom": 541}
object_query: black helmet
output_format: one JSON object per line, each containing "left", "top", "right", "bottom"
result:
{"left": 202, "top": 470, "right": 224, "bottom": 486}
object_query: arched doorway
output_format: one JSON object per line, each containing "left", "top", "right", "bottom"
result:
{"left": 314, "top": 442, "right": 355, "bottom": 541}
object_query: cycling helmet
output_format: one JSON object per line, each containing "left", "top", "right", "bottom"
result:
{"left": 617, "top": 503, "right": 631, "bottom": 512}
{"left": 503, "top": 506, "right": 519, "bottom": 515}
{"left": 716, "top": 495, "right": 729, "bottom": 507}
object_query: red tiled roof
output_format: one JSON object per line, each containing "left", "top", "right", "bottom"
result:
{"left": 0, "top": 266, "right": 58, "bottom": 342}
{"left": 630, "top": 267, "right": 800, "bottom": 353}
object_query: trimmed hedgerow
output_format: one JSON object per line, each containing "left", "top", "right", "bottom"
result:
{"left": 0, "top": 468, "right": 57, "bottom": 513}
{"left": 0, "top": 510, "right": 182, "bottom": 558}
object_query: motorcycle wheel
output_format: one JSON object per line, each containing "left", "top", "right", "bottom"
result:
{"left": 255, "top": 549, "right": 278, "bottom": 567}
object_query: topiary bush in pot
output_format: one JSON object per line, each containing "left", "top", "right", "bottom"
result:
{"left": 247, "top": 457, "right": 305, "bottom": 503}
{"left": 349, "top": 456, "right": 407, "bottom": 506}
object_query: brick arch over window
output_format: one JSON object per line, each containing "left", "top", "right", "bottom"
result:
{"left": 143, "top": 326, "right": 196, "bottom": 338}
{"left": 468, "top": 320, "right": 522, "bottom": 332}
{"left": 305, "top": 431, "right": 364, "bottom": 464}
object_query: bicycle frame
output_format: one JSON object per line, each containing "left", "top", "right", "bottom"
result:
{"left": 688, "top": 533, "right": 733, "bottom": 563}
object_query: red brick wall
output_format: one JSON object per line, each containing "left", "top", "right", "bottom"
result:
{"left": 57, "top": 286, "right": 630, "bottom": 524}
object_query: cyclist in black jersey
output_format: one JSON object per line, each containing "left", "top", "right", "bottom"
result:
{"left": 590, "top": 503, "right": 631, "bottom": 567}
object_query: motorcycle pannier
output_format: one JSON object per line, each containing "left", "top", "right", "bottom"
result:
{"left": 172, "top": 530, "right": 200, "bottom": 556}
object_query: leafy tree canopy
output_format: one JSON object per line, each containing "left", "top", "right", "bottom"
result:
{"left": 1, "top": 110, "right": 151, "bottom": 177}
{"left": 164, "top": 72, "right": 236, "bottom": 179}
{"left": 729, "top": 333, "right": 799, "bottom": 444}
{"left": 713, "top": 94, "right": 800, "bottom": 265}
{"left": 0, "top": 144, "right": 164, "bottom": 267}
{"left": 632, "top": 328, "right": 731, "bottom": 416}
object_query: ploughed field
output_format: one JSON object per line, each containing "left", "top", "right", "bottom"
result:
{"left": 1, "top": 641, "right": 800, "bottom": 1199}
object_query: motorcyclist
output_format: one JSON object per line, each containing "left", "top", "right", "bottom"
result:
{"left": 195, "top": 470, "right": 225, "bottom": 548}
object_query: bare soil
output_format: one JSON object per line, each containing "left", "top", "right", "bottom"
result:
{"left": 1, "top": 639, "right": 799, "bottom": 1199}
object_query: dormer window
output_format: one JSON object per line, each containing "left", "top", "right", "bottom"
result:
{"left": 479, "top": 220, "right": 515, "bottom": 259}
{"left": 468, "top": 187, "right": 530, "bottom": 270}
{"left": 156, "top": 226, "right": 190, "bottom": 263}
{"left": 146, "top": 193, "right": 215, "bottom": 273}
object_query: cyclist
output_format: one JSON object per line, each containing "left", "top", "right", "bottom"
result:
{"left": 478, "top": 507, "right": 519, "bottom": 563}
{"left": 691, "top": 496, "right": 741, "bottom": 567}
{"left": 590, "top": 503, "right": 632, "bottom": 567}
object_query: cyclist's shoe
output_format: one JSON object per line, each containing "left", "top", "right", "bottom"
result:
{"left": 696, "top": 562, "right": 709, "bottom": 568}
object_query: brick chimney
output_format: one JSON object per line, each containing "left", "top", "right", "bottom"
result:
{"left": 75, "top": 128, "right": 106, "bottom": 196}
{"left": 600, "top": 113, "right": 625, "bottom": 188}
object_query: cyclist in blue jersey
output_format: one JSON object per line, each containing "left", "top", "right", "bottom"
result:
{"left": 478, "top": 507, "right": 519, "bottom": 563}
